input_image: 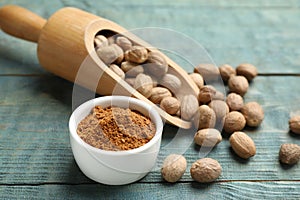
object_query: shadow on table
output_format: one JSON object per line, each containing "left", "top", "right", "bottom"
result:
{"left": 31, "top": 75, "right": 99, "bottom": 110}
{"left": 0, "top": 38, "right": 44, "bottom": 74}
{"left": 228, "top": 147, "right": 251, "bottom": 164}
{"left": 288, "top": 130, "right": 300, "bottom": 139}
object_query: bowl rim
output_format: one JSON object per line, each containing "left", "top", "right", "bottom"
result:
{"left": 69, "top": 95, "right": 163, "bottom": 156}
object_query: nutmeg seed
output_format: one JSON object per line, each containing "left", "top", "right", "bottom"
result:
{"left": 194, "top": 128, "right": 222, "bottom": 147}
{"left": 160, "top": 74, "right": 182, "bottom": 94}
{"left": 209, "top": 100, "right": 229, "bottom": 121}
{"left": 198, "top": 85, "right": 217, "bottom": 104}
{"left": 224, "top": 111, "right": 246, "bottom": 133}
{"left": 94, "top": 35, "right": 109, "bottom": 49}
{"left": 97, "top": 44, "right": 124, "bottom": 65}
{"left": 134, "top": 74, "right": 153, "bottom": 98}
{"left": 219, "top": 64, "right": 236, "bottom": 83}
{"left": 161, "top": 154, "right": 187, "bottom": 183}
{"left": 145, "top": 51, "right": 168, "bottom": 77}
{"left": 189, "top": 73, "right": 204, "bottom": 89}
{"left": 194, "top": 63, "right": 220, "bottom": 81}
{"left": 289, "top": 116, "right": 300, "bottom": 134}
{"left": 193, "top": 105, "right": 216, "bottom": 130}
{"left": 241, "top": 102, "right": 264, "bottom": 127}
{"left": 126, "top": 65, "right": 144, "bottom": 77}
{"left": 190, "top": 158, "right": 222, "bottom": 183}
{"left": 236, "top": 63, "right": 258, "bottom": 82}
{"left": 229, "top": 131, "right": 256, "bottom": 159}
{"left": 226, "top": 93, "right": 244, "bottom": 111}
{"left": 160, "top": 96, "right": 180, "bottom": 115}
{"left": 116, "top": 36, "right": 132, "bottom": 51}
{"left": 279, "top": 144, "right": 300, "bottom": 165}
{"left": 228, "top": 76, "right": 249, "bottom": 96}
{"left": 149, "top": 87, "right": 172, "bottom": 104}
{"left": 180, "top": 95, "right": 199, "bottom": 120}
{"left": 125, "top": 46, "right": 148, "bottom": 64}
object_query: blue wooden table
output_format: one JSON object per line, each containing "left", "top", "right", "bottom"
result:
{"left": 0, "top": 0, "right": 300, "bottom": 199}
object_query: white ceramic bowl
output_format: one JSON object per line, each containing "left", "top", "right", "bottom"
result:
{"left": 69, "top": 96, "right": 163, "bottom": 185}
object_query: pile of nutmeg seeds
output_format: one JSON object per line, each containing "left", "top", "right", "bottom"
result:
{"left": 162, "top": 63, "right": 264, "bottom": 183}
{"left": 94, "top": 34, "right": 300, "bottom": 184}
{"left": 95, "top": 34, "right": 183, "bottom": 117}
{"left": 161, "top": 64, "right": 300, "bottom": 183}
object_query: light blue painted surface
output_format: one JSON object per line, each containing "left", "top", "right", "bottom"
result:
{"left": 0, "top": 1, "right": 300, "bottom": 199}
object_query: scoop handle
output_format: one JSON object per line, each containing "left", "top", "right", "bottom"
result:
{"left": 0, "top": 5, "right": 47, "bottom": 43}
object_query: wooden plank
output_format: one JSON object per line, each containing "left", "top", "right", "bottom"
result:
{"left": 0, "top": 76, "right": 300, "bottom": 184}
{"left": 27, "top": 0, "right": 300, "bottom": 8}
{"left": 1, "top": 1, "right": 300, "bottom": 74}
{"left": 0, "top": 181, "right": 299, "bottom": 199}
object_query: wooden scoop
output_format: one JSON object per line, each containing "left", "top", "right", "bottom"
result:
{"left": 0, "top": 5, "right": 199, "bottom": 129}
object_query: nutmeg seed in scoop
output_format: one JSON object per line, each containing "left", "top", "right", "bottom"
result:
{"left": 145, "top": 51, "right": 168, "bottom": 77}
{"left": 125, "top": 46, "right": 148, "bottom": 64}
{"left": 160, "top": 96, "right": 180, "bottom": 115}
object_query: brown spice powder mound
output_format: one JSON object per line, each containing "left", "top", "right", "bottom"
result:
{"left": 77, "top": 106, "right": 156, "bottom": 151}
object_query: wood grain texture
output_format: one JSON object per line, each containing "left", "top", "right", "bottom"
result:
{"left": 1, "top": 0, "right": 300, "bottom": 74}
{"left": 0, "top": 182, "right": 299, "bottom": 200}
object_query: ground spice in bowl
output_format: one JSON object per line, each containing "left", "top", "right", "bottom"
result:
{"left": 76, "top": 106, "right": 156, "bottom": 151}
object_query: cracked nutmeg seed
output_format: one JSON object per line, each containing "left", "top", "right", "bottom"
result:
{"left": 190, "top": 158, "right": 222, "bottom": 183}
{"left": 125, "top": 45, "right": 148, "bottom": 64}
{"left": 279, "top": 144, "right": 300, "bottom": 165}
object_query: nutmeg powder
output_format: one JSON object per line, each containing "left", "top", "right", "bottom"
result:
{"left": 77, "top": 106, "right": 156, "bottom": 151}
